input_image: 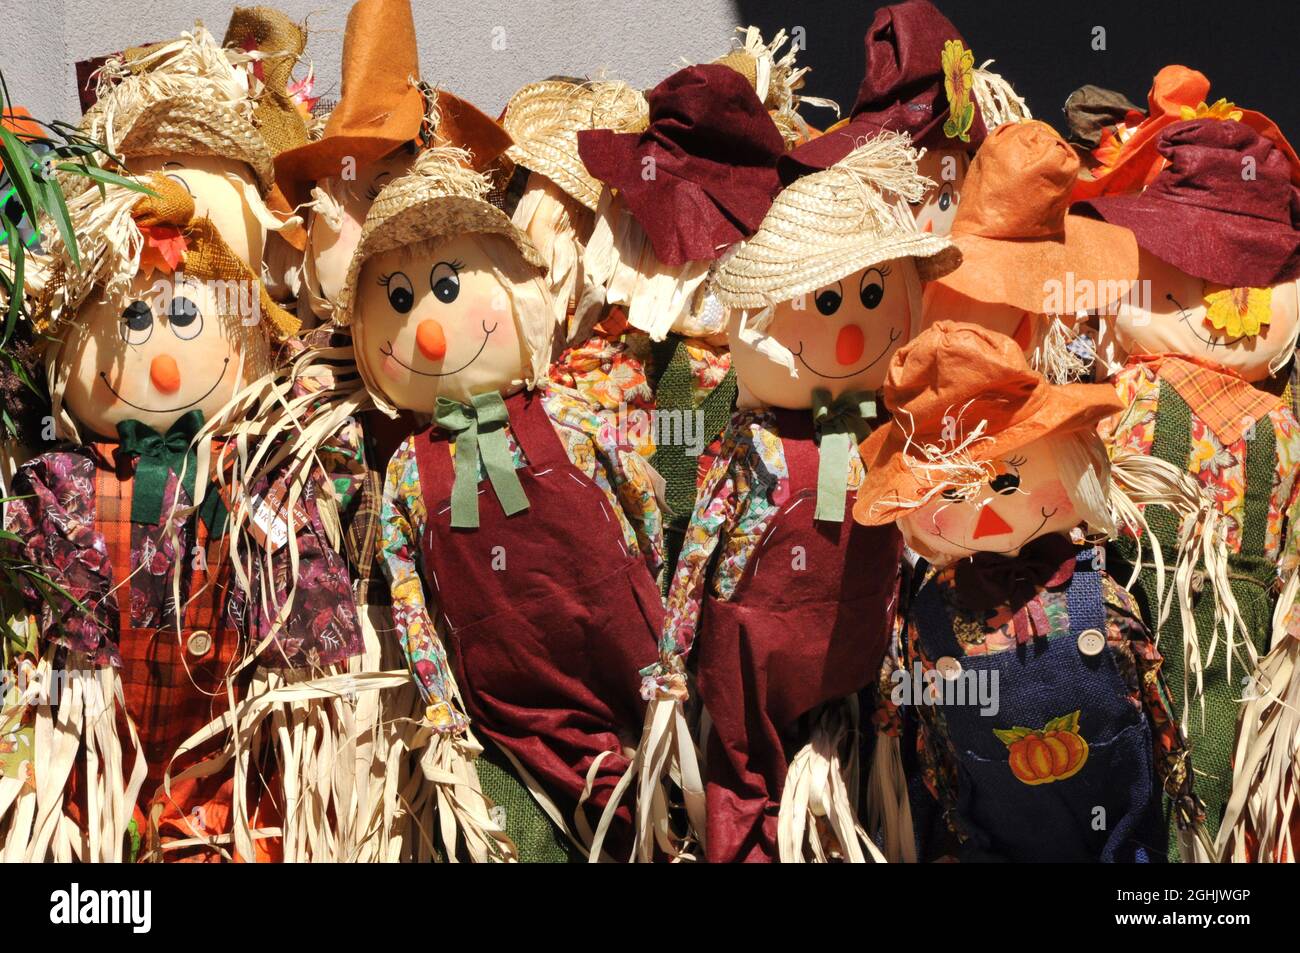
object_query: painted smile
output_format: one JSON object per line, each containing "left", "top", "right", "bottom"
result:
{"left": 100, "top": 357, "right": 230, "bottom": 413}
{"left": 794, "top": 326, "right": 901, "bottom": 380}
{"left": 930, "top": 505, "right": 1058, "bottom": 556}
{"left": 382, "top": 321, "right": 496, "bottom": 377}
{"left": 1168, "top": 293, "right": 1241, "bottom": 349}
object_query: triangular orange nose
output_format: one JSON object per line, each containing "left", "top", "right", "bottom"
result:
{"left": 973, "top": 503, "right": 1014, "bottom": 539}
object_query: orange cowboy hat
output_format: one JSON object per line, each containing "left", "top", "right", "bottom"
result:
{"left": 272, "top": 0, "right": 510, "bottom": 209}
{"left": 1071, "top": 64, "right": 1300, "bottom": 201}
{"left": 927, "top": 120, "right": 1137, "bottom": 315}
{"left": 852, "top": 321, "right": 1122, "bottom": 527}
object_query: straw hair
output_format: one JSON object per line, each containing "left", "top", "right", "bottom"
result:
{"left": 334, "top": 145, "right": 545, "bottom": 324}
{"left": 971, "top": 59, "right": 1033, "bottom": 131}
{"left": 715, "top": 132, "right": 959, "bottom": 310}
{"left": 82, "top": 25, "right": 276, "bottom": 194}
{"left": 503, "top": 80, "right": 649, "bottom": 211}
{"left": 713, "top": 26, "right": 840, "bottom": 148}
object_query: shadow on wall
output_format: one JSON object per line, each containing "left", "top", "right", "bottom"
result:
{"left": 734, "top": 0, "right": 1300, "bottom": 139}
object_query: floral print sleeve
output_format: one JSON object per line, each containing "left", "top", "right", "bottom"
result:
{"left": 379, "top": 437, "right": 465, "bottom": 732}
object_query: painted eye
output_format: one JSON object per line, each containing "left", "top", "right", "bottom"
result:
{"left": 937, "top": 187, "right": 953, "bottom": 212}
{"left": 430, "top": 262, "right": 461, "bottom": 304}
{"left": 814, "top": 285, "right": 842, "bottom": 316}
{"left": 168, "top": 295, "right": 203, "bottom": 340}
{"left": 989, "top": 471, "right": 1021, "bottom": 494}
{"left": 382, "top": 271, "right": 414, "bottom": 313}
{"left": 120, "top": 299, "right": 153, "bottom": 345}
{"left": 859, "top": 268, "right": 886, "bottom": 310}
{"left": 940, "top": 488, "right": 963, "bottom": 502}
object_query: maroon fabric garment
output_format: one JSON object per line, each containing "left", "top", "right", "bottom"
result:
{"left": 413, "top": 390, "right": 663, "bottom": 853}
{"left": 576, "top": 64, "right": 785, "bottom": 267}
{"left": 1075, "top": 118, "right": 1300, "bottom": 288}
{"left": 779, "top": 0, "right": 986, "bottom": 184}
{"left": 693, "top": 409, "right": 903, "bottom": 862}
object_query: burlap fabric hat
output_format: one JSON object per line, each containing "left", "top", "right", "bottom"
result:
{"left": 714, "top": 131, "right": 959, "bottom": 310}
{"left": 502, "top": 80, "right": 649, "bottom": 211}
{"left": 221, "top": 5, "right": 311, "bottom": 157}
{"left": 334, "top": 147, "right": 545, "bottom": 324}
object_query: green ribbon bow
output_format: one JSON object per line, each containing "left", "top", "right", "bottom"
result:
{"left": 811, "top": 388, "right": 876, "bottom": 523}
{"left": 116, "top": 409, "right": 227, "bottom": 532}
{"left": 434, "top": 391, "right": 530, "bottom": 529}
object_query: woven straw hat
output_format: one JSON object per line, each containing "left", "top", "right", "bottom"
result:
{"left": 335, "top": 147, "right": 545, "bottom": 324}
{"left": 715, "top": 131, "right": 959, "bottom": 310}
{"left": 503, "top": 80, "right": 649, "bottom": 211}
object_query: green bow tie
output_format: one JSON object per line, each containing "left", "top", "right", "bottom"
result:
{"left": 811, "top": 389, "right": 876, "bottom": 523}
{"left": 434, "top": 392, "right": 530, "bottom": 529}
{"left": 116, "top": 409, "right": 227, "bottom": 532}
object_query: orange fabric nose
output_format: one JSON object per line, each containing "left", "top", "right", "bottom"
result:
{"left": 416, "top": 319, "right": 447, "bottom": 361}
{"left": 150, "top": 354, "right": 181, "bottom": 393}
{"left": 835, "top": 324, "right": 865, "bottom": 366}
{"left": 973, "top": 503, "right": 1014, "bottom": 539}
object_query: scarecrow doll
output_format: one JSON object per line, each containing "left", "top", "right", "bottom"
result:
{"left": 334, "top": 140, "right": 665, "bottom": 862}
{"left": 609, "top": 133, "right": 957, "bottom": 863}
{"left": 0, "top": 173, "right": 364, "bottom": 862}
{"left": 919, "top": 121, "right": 1138, "bottom": 382}
{"left": 1075, "top": 118, "right": 1300, "bottom": 857}
{"left": 778, "top": 0, "right": 1030, "bottom": 238}
{"left": 854, "top": 321, "right": 1199, "bottom": 862}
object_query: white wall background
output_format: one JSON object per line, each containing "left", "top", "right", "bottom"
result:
{"left": 0, "top": 0, "right": 746, "bottom": 124}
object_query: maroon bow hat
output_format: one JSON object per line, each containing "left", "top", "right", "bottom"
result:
{"left": 1076, "top": 118, "right": 1300, "bottom": 288}
{"left": 577, "top": 63, "right": 785, "bottom": 267}
{"left": 779, "top": 0, "right": 987, "bottom": 184}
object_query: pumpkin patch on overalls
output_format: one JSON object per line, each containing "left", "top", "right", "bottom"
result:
{"left": 996, "top": 710, "right": 1089, "bottom": 785}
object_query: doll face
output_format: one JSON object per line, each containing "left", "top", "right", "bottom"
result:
{"left": 354, "top": 233, "right": 528, "bottom": 413}
{"left": 1113, "top": 249, "right": 1300, "bottom": 382}
{"left": 922, "top": 282, "right": 1040, "bottom": 354}
{"left": 899, "top": 438, "right": 1082, "bottom": 564}
{"left": 125, "top": 154, "right": 264, "bottom": 270}
{"left": 729, "top": 258, "right": 917, "bottom": 410}
{"left": 308, "top": 150, "right": 417, "bottom": 307}
{"left": 914, "top": 149, "right": 969, "bottom": 236}
{"left": 61, "top": 272, "right": 252, "bottom": 438}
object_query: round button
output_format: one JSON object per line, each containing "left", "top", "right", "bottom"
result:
{"left": 935, "top": 656, "right": 963, "bottom": 681}
{"left": 1077, "top": 628, "right": 1106, "bottom": 657}
{"left": 186, "top": 630, "right": 213, "bottom": 657}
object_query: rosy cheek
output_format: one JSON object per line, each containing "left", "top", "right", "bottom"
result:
{"left": 1028, "top": 479, "right": 1072, "bottom": 514}
{"left": 95, "top": 375, "right": 121, "bottom": 405}
{"left": 925, "top": 503, "right": 963, "bottom": 537}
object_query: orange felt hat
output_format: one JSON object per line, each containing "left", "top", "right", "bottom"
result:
{"left": 1072, "top": 65, "right": 1300, "bottom": 201}
{"left": 927, "top": 120, "right": 1138, "bottom": 315}
{"left": 852, "top": 321, "right": 1123, "bottom": 527}
{"left": 272, "top": 0, "right": 511, "bottom": 209}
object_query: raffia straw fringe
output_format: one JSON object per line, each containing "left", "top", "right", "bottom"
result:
{"left": 971, "top": 60, "right": 1033, "bottom": 130}
{"left": 1216, "top": 570, "right": 1300, "bottom": 863}
{"left": 778, "top": 698, "right": 884, "bottom": 863}
{"left": 1031, "top": 316, "right": 1090, "bottom": 385}
{"left": 866, "top": 731, "right": 918, "bottom": 863}
{"left": 589, "top": 696, "right": 706, "bottom": 862}
{"left": 0, "top": 651, "right": 146, "bottom": 861}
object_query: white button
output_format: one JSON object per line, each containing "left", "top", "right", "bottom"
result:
{"left": 1077, "top": 628, "right": 1105, "bottom": 657}
{"left": 186, "top": 630, "right": 213, "bottom": 657}
{"left": 935, "top": 656, "right": 962, "bottom": 680}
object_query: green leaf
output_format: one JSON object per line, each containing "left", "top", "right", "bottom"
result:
{"left": 0, "top": 125, "right": 42, "bottom": 225}
{"left": 37, "top": 173, "right": 77, "bottom": 268}
{"left": 5, "top": 223, "right": 23, "bottom": 336}
{"left": 57, "top": 162, "right": 154, "bottom": 194}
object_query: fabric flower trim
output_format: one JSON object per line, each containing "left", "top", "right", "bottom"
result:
{"left": 1204, "top": 284, "right": 1272, "bottom": 338}
{"left": 941, "top": 39, "right": 976, "bottom": 143}
{"left": 1179, "top": 98, "right": 1243, "bottom": 123}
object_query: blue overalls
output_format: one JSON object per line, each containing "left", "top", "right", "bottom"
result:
{"left": 909, "top": 546, "right": 1167, "bottom": 862}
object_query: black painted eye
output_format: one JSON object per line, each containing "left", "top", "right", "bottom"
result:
{"left": 430, "top": 262, "right": 461, "bottom": 304}
{"left": 859, "top": 269, "right": 886, "bottom": 310}
{"left": 938, "top": 188, "right": 952, "bottom": 212}
{"left": 120, "top": 299, "right": 153, "bottom": 345}
{"left": 168, "top": 295, "right": 203, "bottom": 340}
{"left": 989, "top": 471, "right": 1021, "bottom": 494}
{"left": 382, "top": 271, "right": 414, "bottom": 313}
{"left": 940, "top": 487, "right": 963, "bottom": 502}
{"left": 2, "top": 191, "right": 24, "bottom": 228}
{"left": 814, "top": 285, "right": 842, "bottom": 316}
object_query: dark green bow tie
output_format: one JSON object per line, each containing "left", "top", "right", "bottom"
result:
{"left": 116, "top": 409, "right": 226, "bottom": 532}
{"left": 434, "top": 391, "right": 529, "bottom": 529}
{"left": 811, "top": 389, "right": 876, "bottom": 523}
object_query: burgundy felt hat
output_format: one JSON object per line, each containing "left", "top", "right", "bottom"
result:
{"left": 577, "top": 63, "right": 785, "bottom": 267}
{"left": 1076, "top": 118, "right": 1300, "bottom": 288}
{"left": 779, "top": 0, "right": 987, "bottom": 184}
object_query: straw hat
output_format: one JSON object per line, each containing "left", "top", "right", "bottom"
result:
{"left": 334, "top": 147, "right": 545, "bottom": 324}
{"left": 714, "top": 131, "right": 959, "bottom": 310}
{"left": 503, "top": 80, "right": 649, "bottom": 211}
{"left": 852, "top": 321, "right": 1123, "bottom": 527}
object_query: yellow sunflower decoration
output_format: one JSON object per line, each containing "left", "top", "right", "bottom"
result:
{"left": 1179, "top": 98, "right": 1244, "bottom": 122}
{"left": 941, "top": 39, "right": 976, "bottom": 143}
{"left": 1204, "top": 284, "right": 1272, "bottom": 338}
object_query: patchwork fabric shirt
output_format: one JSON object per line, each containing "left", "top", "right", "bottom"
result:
{"left": 379, "top": 381, "right": 665, "bottom": 730}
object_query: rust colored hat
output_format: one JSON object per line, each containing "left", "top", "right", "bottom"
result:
{"left": 929, "top": 120, "right": 1138, "bottom": 315}
{"left": 272, "top": 0, "right": 511, "bottom": 209}
{"left": 852, "top": 321, "right": 1123, "bottom": 527}
{"left": 1072, "top": 65, "right": 1300, "bottom": 201}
